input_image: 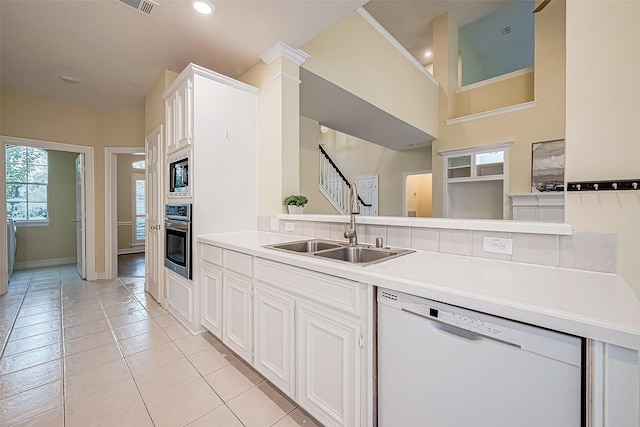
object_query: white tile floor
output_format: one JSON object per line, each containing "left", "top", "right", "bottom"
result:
{"left": 0, "top": 265, "right": 321, "bottom": 427}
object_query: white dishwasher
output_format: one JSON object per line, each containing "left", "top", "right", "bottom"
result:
{"left": 377, "top": 288, "right": 585, "bottom": 427}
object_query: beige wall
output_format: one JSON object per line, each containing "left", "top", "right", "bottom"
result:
{"left": 302, "top": 11, "right": 438, "bottom": 139}
{"left": 1, "top": 87, "right": 145, "bottom": 275}
{"left": 117, "top": 153, "right": 144, "bottom": 251}
{"left": 431, "top": 1, "right": 566, "bottom": 217}
{"left": 406, "top": 173, "right": 432, "bottom": 217}
{"left": 14, "top": 150, "right": 77, "bottom": 264}
{"left": 145, "top": 70, "right": 178, "bottom": 135}
{"left": 240, "top": 56, "right": 302, "bottom": 217}
{"left": 565, "top": 0, "right": 640, "bottom": 296}
{"left": 301, "top": 117, "right": 432, "bottom": 217}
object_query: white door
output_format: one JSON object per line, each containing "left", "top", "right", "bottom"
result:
{"left": 75, "top": 154, "right": 86, "bottom": 279}
{"left": 357, "top": 176, "right": 378, "bottom": 216}
{"left": 145, "top": 126, "right": 163, "bottom": 303}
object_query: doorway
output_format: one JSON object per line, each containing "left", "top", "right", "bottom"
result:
{"left": 404, "top": 172, "right": 432, "bottom": 217}
{"left": 1, "top": 136, "right": 95, "bottom": 294}
{"left": 105, "top": 147, "right": 146, "bottom": 280}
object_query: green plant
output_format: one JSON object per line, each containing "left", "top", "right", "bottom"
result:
{"left": 284, "top": 195, "right": 308, "bottom": 207}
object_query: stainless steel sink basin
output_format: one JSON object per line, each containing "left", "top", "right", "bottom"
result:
{"left": 263, "top": 239, "right": 413, "bottom": 266}
{"left": 266, "top": 239, "right": 344, "bottom": 253}
{"left": 313, "top": 246, "right": 413, "bottom": 266}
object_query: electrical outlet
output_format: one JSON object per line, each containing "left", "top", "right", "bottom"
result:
{"left": 285, "top": 222, "right": 295, "bottom": 232}
{"left": 482, "top": 236, "right": 513, "bottom": 255}
{"left": 270, "top": 218, "right": 279, "bottom": 231}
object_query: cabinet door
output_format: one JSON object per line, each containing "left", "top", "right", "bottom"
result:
{"left": 222, "top": 272, "right": 252, "bottom": 362}
{"left": 165, "top": 93, "right": 177, "bottom": 153}
{"left": 253, "top": 282, "right": 295, "bottom": 398}
{"left": 201, "top": 263, "right": 222, "bottom": 339}
{"left": 175, "top": 78, "right": 192, "bottom": 152}
{"left": 296, "top": 302, "right": 361, "bottom": 427}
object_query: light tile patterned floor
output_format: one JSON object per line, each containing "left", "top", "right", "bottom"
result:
{"left": 0, "top": 265, "right": 321, "bottom": 427}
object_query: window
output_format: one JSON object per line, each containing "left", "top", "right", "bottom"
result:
{"left": 132, "top": 173, "right": 146, "bottom": 244}
{"left": 6, "top": 145, "right": 49, "bottom": 222}
{"left": 132, "top": 160, "right": 145, "bottom": 169}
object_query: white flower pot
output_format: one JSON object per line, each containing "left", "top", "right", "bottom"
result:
{"left": 287, "top": 205, "right": 304, "bottom": 214}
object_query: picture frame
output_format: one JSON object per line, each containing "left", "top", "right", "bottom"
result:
{"left": 531, "top": 139, "right": 565, "bottom": 192}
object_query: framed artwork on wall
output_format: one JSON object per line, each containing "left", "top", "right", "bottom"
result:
{"left": 531, "top": 139, "right": 565, "bottom": 192}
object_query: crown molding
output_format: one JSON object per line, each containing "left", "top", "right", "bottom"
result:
{"left": 260, "top": 41, "right": 310, "bottom": 66}
{"left": 445, "top": 101, "right": 537, "bottom": 126}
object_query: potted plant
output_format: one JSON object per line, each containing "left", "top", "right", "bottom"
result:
{"left": 284, "top": 195, "right": 308, "bottom": 214}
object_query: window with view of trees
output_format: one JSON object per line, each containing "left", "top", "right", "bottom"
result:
{"left": 133, "top": 173, "right": 146, "bottom": 244}
{"left": 6, "top": 145, "right": 49, "bottom": 221}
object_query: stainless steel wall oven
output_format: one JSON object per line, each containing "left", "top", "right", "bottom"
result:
{"left": 164, "top": 203, "right": 192, "bottom": 279}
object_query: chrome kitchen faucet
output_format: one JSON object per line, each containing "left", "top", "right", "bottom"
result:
{"left": 344, "top": 182, "right": 360, "bottom": 245}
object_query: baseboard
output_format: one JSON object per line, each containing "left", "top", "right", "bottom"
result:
{"left": 14, "top": 257, "right": 76, "bottom": 270}
{"left": 118, "top": 248, "right": 145, "bottom": 255}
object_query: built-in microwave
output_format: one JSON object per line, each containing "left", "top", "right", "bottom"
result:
{"left": 168, "top": 151, "right": 190, "bottom": 198}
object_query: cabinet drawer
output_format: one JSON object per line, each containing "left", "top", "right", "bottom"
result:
{"left": 224, "top": 250, "right": 253, "bottom": 277}
{"left": 200, "top": 244, "right": 222, "bottom": 266}
{"left": 254, "top": 259, "right": 362, "bottom": 316}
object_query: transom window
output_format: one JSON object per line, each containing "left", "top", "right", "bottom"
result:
{"left": 6, "top": 145, "right": 49, "bottom": 221}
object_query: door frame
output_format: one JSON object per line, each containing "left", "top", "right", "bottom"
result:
{"left": 1, "top": 136, "right": 96, "bottom": 293}
{"left": 402, "top": 170, "right": 432, "bottom": 217}
{"left": 105, "top": 146, "right": 145, "bottom": 280}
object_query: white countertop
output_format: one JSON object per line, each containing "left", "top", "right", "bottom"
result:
{"left": 198, "top": 231, "right": 640, "bottom": 350}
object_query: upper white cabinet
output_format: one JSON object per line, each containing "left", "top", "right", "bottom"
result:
{"left": 441, "top": 142, "right": 512, "bottom": 220}
{"left": 165, "top": 77, "right": 193, "bottom": 155}
{"left": 510, "top": 193, "right": 565, "bottom": 222}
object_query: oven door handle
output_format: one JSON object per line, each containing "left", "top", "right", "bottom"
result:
{"left": 165, "top": 220, "right": 189, "bottom": 232}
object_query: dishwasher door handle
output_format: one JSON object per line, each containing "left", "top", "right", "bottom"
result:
{"left": 401, "top": 308, "right": 520, "bottom": 348}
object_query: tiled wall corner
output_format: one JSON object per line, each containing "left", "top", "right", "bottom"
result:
{"left": 301, "top": 222, "right": 316, "bottom": 238}
{"left": 438, "top": 229, "right": 473, "bottom": 256}
{"left": 257, "top": 216, "right": 272, "bottom": 232}
{"left": 512, "top": 233, "right": 559, "bottom": 267}
{"left": 559, "top": 232, "right": 618, "bottom": 273}
{"left": 386, "top": 226, "right": 411, "bottom": 249}
{"left": 410, "top": 228, "right": 439, "bottom": 252}
{"left": 315, "top": 222, "right": 331, "bottom": 239}
{"left": 471, "top": 231, "right": 512, "bottom": 261}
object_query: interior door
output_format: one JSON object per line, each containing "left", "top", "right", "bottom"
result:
{"left": 357, "top": 176, "right": 378, "bottom": 216}
{"left": 75, "top": 154, "right": 86, "bottom": 279}
{"left": 145, "top": 126, "right": 163, "bottom": 303}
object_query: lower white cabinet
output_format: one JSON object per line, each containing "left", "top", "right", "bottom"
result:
{"left": 201, "top": 263, "right": 222, "bottom": 339}
{"left": 222, "top": 271, "right": 253, "bottom": 362}
{"left": 253, "top": 281, "right": 296, "bottom": 398}
{"left": 296, "top": 301, "right": 361, "bottom": 427}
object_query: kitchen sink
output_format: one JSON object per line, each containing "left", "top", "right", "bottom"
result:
{"left": 266, "top": 239, "right": 345, "bottom": 253}
{"left": 313, "top": 246, "right": 413, "bottom": 266}
{"left": 263, "top": 239, "right": 413, "bottom": 266}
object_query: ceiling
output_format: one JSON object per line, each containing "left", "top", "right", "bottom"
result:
{"left": 1, "top": 0, "right": 521, "bottom": 112}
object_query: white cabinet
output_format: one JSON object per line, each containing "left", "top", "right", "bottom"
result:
{"left": 441, "top": 142, "right": 512, "bottom": 220}
{"left": 296, "top": 301, "right": 361, "bottom": 427}
{"left": 201, "top": 262, "right": 223, "bottom": 339}
{"left": 253, "top": 281, "right": 296, "bottom": 398}
{"left": 510, "top": 193, "right": 564, "bottom": 222}
{"left": 165, "top": 77, "right": 193, "bottom": 155}
{"left": 223, "top": 271, "right": 252, "bottom": 362}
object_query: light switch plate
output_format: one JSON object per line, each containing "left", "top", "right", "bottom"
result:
{"left": 482, "top": 236, "right": 513, "bottom": 255}
{"left": 285, "top": 222, "right": 295, "bottom": 232}
{"left": 270, "top": 218, "right": 279, "bottom": 231}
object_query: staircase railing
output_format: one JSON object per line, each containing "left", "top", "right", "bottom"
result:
{"left": 318, "top": 145, "right": 371, "bottom": 215}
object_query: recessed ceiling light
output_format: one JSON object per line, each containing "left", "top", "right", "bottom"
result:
{"left": 424, "top": 50, "right": 432, "bottom": 58}
{"left": 193, "top": 1, "right": 213, "bottom": 14}
{"left": 58, "top": 75, "right": 80, "bottom": 84}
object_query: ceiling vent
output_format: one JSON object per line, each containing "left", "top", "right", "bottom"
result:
{"left": 116, "top": 0, "right": 159, "bottom": 16}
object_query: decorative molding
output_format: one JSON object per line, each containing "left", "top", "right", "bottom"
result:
{"left": 163, "top": 63, "right": 259, "bottom": 99}
{"left": 438, "top": 141, "right": 514, "bottom": 157}
{"left": 357, "top": 8, "right": 437, "bottom": 85}
{"left": 445, "top": 101, "right": 537, "bottom": 126}
{"left": 265, "top": 72, "right": 302, "bottom": 85}
{"left": 15, "top": 257, "right": 76, "bottom": 270}
{"left": 456, "top": 67, "right": 534, "bottom": 93}
{"left": 260, "top": 41, "right": 310, "bottom": 66}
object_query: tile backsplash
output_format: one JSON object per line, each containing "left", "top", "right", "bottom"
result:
{"left": 257, "top": 217, "right": 618, "bottom": 274}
